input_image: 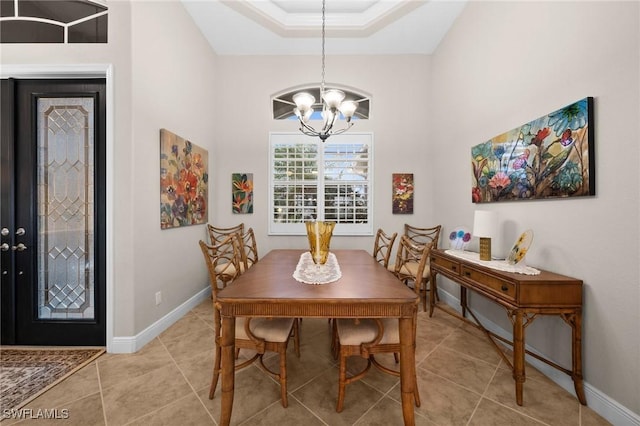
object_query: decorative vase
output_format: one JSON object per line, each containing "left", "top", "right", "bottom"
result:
{"left": 305, "top": 221, "right": 336, "bottom": 265}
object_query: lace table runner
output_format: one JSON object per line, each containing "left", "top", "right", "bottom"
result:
{"left": 293, "top": 252, "right": 342, "bottom": 284}
{"left": 444, "top": 250, "right": 541, "bottom": 275}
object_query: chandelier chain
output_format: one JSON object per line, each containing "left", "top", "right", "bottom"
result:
{"left": 291, "top": 0, "right": 356, "bottom": 141}
{"left": 321, "top": 0, "right": 326, "bottom": 96}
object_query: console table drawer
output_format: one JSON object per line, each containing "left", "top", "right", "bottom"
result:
{"left": 432, "top": 255, "right": 461, "bottom": 275}
{"left": 460, "top": 266, "right": 516, "bottom": 300}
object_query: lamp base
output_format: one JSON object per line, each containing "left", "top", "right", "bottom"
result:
{"left": 479, "top": 237, "right": 492, "bottom": 261}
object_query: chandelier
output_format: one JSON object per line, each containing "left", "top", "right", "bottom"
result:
{"left": 292, "top": 0, "right": 357, "bottom": 142}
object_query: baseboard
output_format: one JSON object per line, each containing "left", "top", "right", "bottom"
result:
{"left": 109, "top": 287, "right": 211, "bottom": 354}
{"left": 436, "top": 289, "right": 640, "bottom": 426}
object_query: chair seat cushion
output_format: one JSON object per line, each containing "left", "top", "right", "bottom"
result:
{"left": 215, "top": 259, "right": 254, "bottom": 277}
{"left": 398, "top": 261, "right": 431, "bottom": 279}
{"left": 336, "top": 318, "right": 399, "bottom": 346}
{"left": 235, "top": 317, "right": 294, "bottom": 343}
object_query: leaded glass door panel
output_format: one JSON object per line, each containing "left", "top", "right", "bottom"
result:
{"left": 1, "top": 79, "right": 106, "bottom": 345}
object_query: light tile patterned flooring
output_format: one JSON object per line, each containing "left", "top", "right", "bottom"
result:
{"left": 5, "top": 300, "right": 610, "bottom": 425}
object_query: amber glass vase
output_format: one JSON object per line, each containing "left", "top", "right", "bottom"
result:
{"left": 305, "top": 221, "right": 336, "bottom": 265}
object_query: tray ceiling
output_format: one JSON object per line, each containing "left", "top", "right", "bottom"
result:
{"left": 181, "top": 0, "right": 467, "bottom": 55}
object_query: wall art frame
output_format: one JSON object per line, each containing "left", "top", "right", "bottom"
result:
{"left": 471, "top": 97, "right": 594, "bottom": 203}
{"left": 392, "top": 173, "right": 414, "bottom": 214}
{"left": 160, "top": 129, "right": 208, "bottom": 229}
{"left": 232, "top": 173, "right": 254, "bottom": 214}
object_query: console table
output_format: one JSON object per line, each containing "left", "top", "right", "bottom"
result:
{"left": 429, "top": 249, "right": 586, "bottom": 406}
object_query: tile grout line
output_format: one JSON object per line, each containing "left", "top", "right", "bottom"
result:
{"left": 94, "top": 357, "right": 109, "bottom": 426}
{"left": 156, "top": 331, "right": 218, "bottom": 425}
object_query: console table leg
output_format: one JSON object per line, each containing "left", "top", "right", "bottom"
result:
{"left": 461, "top": 287, "right": 467, "bottom": 319}
{"left": 429, "top": 272, "right": 436, "bottom": 317}
{"left": 572, "top": 310, "right": 587, "bottom": 405}
{"left": 513, "top": 310, "right": 525, "bottom": 406}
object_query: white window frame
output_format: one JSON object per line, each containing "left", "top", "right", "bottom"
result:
{"left": 269, "top": 132, "right": 374, "bottom": 236}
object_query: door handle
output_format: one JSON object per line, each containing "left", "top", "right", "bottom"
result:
{"left": 16, "top": 228, "right": 26, "bottom": 236}
{"left": 1, "top": 243, "right": 9, "bottom": 251}
{"left": 12, "top": 243, "right": 27, "bottom": 251}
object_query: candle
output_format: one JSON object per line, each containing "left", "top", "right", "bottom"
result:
{"left": 315, "top": 221, "right": 320, "bottom": 263}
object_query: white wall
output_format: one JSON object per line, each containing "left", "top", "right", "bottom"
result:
{"left": 429, "top": 0, "right": 639, "bottom": 418}
{"left": 211, "top": 55, "right": 435, "bottom": 253}
{"left": 129, "top": 0, "right": 217, "bottom": 337}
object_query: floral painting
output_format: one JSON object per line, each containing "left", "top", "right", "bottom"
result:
{"left": 472, "top": 97, "right": 594, "bottom": 203}
{"left": 232, "top": 173, "right": 253, "bottom": 214}
{"left": 160, "top": 129, "right": 208, "bottom": 229}
{"left": 392, "top": 173, "right": 414, "bottom": 214}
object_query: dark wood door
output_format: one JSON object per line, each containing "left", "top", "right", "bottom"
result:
{"left": 1, "top": 78, "right": 106, "bottom": 345}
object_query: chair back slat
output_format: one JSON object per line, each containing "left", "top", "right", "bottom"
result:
{"left": 239, "top": 227, "right": 259, "bottom": 268}
{"left": 372, "top": 228, "right": 398, "bottom": 268}
{"left": 207, "top": 223, "right": 244, "bottom": 245}
{"left": 403, "top": 224, "right": 441, "bottom": 249}
{"left": 199, "top": 235, "right": 242, "bottom": 297}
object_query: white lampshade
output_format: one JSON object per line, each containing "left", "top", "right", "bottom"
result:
{"left": 322, "top": 89, "right": 345, "bottom": 108}
{"left": 473, "top": 210, "right": 498, "bottom": 238}
{"left": 339, "top": 101, "right": 357, "bottom": 119}
{"left": 293, "top": 92, "right": 316, "bottom": 112}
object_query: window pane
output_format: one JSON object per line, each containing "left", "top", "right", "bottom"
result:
{"left": 270, "top": 133, "right": 373, "bottom": 235}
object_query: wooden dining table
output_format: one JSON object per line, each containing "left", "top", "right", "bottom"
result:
{"left": 215, "top": 249, "right": 420, "bottom": 425}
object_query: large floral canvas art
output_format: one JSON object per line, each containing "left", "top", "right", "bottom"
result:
{"left": 232, "top": 173, "right": 253, "bottom": 214}
{"left": 160, "top": 129, "right": 208, "bottom": 229}
{"left": 472, "top": 97, "right": 594, "bottom": 203}
{"left": 392, "top": 173, "right": 414, "bottom": 214}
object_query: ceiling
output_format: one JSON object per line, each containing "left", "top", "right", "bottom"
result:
{"left": 181, "top": 0, "right": 467, "bottom": 55}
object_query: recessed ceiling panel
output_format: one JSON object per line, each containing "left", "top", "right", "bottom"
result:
{"left": 182, "top": 0, "right": 468, "bottom": 55}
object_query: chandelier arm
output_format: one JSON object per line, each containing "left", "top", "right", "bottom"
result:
{"left": 298, "top": 119, "right": 321, "bottom": 136}
{"left": 328, "top": 122, "right": 354, "bottom": 137}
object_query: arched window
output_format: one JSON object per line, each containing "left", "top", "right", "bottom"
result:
{"left": 0, "top": 0, "right": 108, "bottom": 43}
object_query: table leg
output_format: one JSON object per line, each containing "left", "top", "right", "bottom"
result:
{"left": 399, "top": 316, "right": 416, "bottom": 426}
{"left": 513, "top": 310, "right": 525, "bottom": 406}
{"left": 572, "top": 310, "right": 587, "bottom": 405}
{"left": 219, "top": 316, "right": 235, "bottom": 426}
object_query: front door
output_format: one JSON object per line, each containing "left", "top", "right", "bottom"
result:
{"left": 1, "top": 78, "right": 106, "bottom": 345}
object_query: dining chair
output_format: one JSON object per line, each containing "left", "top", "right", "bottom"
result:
{"left": 393, "top": 235, "right": 436, "bottom": 312}
{"left": 372, "top": 228, "right": 398, "bottom": 270}
{"left": 199, "top": 236, "right": 300, "bottom": 407}
{"left": 404, "top": 223, "right": 441, "bottom": 249}
{"left": 207, "top": 223, "right": 244, "bottom": 245}
{"left": 334, "top": 316, "right": 421, "bottom": 413}
{"left": 329, "top": 229, "right": 399, "bottom": 358}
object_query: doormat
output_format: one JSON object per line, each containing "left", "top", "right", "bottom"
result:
{"left": 0, "top": 347, "right": 105, "bottom": 411}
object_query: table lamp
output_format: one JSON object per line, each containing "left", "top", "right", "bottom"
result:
{"left": 473, "top": 210, "right": 498, "bottom": 261}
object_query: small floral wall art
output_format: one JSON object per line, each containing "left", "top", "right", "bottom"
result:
{"left": 471, "top": 97, "right": 594, "bottom": 203}
{"left": 232, "top": 173, "right": 253, "bottom": 214}
{"left": 392, "top": 173, "right": 414, "bottom": 214}
{"left": 160, "top": 129, "right": 208, "bottom": 229}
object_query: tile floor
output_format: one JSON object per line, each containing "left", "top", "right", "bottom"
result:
{"left": 6, "top": 300, "right": 610, "bottom": 425}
